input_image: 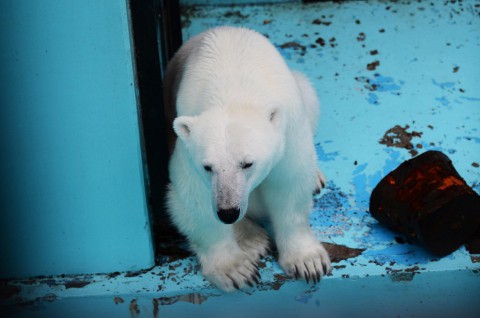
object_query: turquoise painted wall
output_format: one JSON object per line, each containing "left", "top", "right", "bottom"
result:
{"left": 180, "top": 0, "right": 292, "bottom": 5}
{"left": 0, "top": 0, "right": 154, "bottom": 278}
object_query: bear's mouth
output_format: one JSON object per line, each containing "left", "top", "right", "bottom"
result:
{"left": 217, "top": 208, "right": 241, "bottom": 224}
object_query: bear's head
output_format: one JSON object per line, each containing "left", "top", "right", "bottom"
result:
{"left": 173, "top": 106, "right": 285, "bottom": 224}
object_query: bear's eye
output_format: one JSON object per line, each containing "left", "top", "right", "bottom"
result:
{"left": 241, "top": 162, "right": 253, "bottom": 170}
{"left": 203, "top": 165, "right": 213, "bottom": 172}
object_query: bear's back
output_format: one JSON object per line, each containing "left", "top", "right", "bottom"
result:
{"left": 176, "top": 27, "right": 294, "bottom": 116}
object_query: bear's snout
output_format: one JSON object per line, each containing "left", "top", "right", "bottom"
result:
{"left": 217, "top": 208, "right": 240, "bottom": 224}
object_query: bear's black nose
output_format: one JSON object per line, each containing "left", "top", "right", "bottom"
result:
{"left": 217, "top": 208, "right": 240, "bottom": 224}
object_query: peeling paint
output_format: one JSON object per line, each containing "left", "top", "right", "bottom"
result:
{"left": 354, "top": 74, "right": 404, "bottom": 105}
{"left": 64, "top": 280, "right": 91, "bottom": 289}
{"left": 129, "top": 299, "right": 140, "bottom": 317}
{"left": 387, "top": 266, "right": 422, "bottom": 282}
{"left": 379, "top": 125, "right": 423, "bottom": 157}
{"left": 155, "top": 293, "right": 210, "bottom": 306}
{"left": 323, "top": 243, "right": 365, "bottom": 263}
{"left": 315, "top": 143, "right": 339, "bottom": 162}
{"left": 113, "top": 296, "right": 124, "bottom": 305}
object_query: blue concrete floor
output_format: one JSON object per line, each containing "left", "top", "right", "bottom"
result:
{"left": 2, "top": 1, "right": 480, "bottom": 317}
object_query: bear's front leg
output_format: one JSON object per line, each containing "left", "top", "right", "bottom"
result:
{"left": 273, "top": 212, "right": 331, "bottom": 284}
{"left": 233, "top": 216, "right": 271, "bottom": 261}
{"left": 264, "top": 175, "right": 332, "bottom": 284}
{"left": 276, "top": 225, "right": 331, "bottom": 284}
{"left": 198, "top": 217, "right": 270, "bottom": 291}
{"left": 194, "top": 228, "right": 261, "bottom": 292}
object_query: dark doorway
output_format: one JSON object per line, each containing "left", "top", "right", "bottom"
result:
{"left": 128, "top": 0, "right": 186, "bottom": 263}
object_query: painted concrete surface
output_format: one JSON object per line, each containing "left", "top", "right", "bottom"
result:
{"left": 2, "top": 0, "right": 479, "bottom": 317}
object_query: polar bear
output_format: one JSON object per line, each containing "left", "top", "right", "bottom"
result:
{"left": 164, "top": 26, "right": 331, "bottom": 292}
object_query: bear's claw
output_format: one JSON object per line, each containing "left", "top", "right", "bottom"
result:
{"left": 314, "top": 169, "right": 327, "bottom": 195}
{"left": 202, "top": 252, "right": 263, "bottom": 292}
{"left": 252, "top": 271, "right": 260, "bottom": 284}
{"left": 234, "top": 217, "right": 271, "bottom": 262}
{"left": 239, "top": 267, "right": 261, "bottom": 287}
{"left": 226, "top": 274, "right": 240, "bottom": 290}
{"left": 223, "top": 262, "right": 261, "bottom": 291}
{"left": 291, "top": 258, "right": 329, "bottom": 285}
{"left": 280, "top": 241, "right": 332, "bottom": 286}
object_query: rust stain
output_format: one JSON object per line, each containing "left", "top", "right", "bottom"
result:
{"left": 153, "top": 298, "right": 159, "bottom": 318}
{"left": 114, "top": 296, "right": 125, "bottom": 305}
{"left": 367, "top": 60, "right": 380, "bottom": 71}
{"left": 279, "top": 41, "right": 307, "bottom": 54}
{"left": 379, "top": 124, "right": 423, "bottom": 157}
{"left": 156, "top": 293, "right": 209, "bottom": 306}
{"left": 323, "top": 242, "right": 365, "bottom": 263}
{"left": 312, "top": 18, "right": 332, "bottom": 26}
{"left": 129, "top": 299, "right": 140, "bottom": 317}
{"left": 64, "top": 280, "right": 90, "bottom": 289}
{"left": 471, "top": 256, "right": 480, "bottom": 263}
{"left": 124, "top": 267, "right": 152, "bottom": 278}
{"left": 271, "top": 273, "right": 289, "bottom": 291}
{"left": 386, "top": 266, "right": 421, "bottom": 282}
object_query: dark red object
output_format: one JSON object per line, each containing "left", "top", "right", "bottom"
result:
{"left": 370, "top": 150, "right": 480, "bottom": 256}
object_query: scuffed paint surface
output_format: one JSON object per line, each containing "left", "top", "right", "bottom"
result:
{"left": 2, "top": 0, "right": 480, "bottom": 316}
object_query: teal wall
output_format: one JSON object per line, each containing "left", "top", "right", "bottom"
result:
{"left": 0, "top": 0, "right": 154, "bottom": 278}
{"left": 180, "top": 0, "right": 292, "bottom": 5}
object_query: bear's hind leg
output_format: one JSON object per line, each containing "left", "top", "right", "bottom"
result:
{"left": 292, "top": 71, "right": 319, "bottom": 136}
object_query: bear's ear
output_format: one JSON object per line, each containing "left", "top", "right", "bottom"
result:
{"left": 173, "top": 116, "right": 196, "bottom": 141}
{"left": 269, "top": 108, "right": 280, "bottom": 127}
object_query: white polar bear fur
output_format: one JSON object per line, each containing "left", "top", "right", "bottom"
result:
{"left": 164, "top": 26, "right": 331, "bottom": 291}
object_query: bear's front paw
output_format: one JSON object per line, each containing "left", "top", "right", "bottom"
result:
{"left": 279, "top": 242, "right": 331, "bottom": 284}
{"left": 235, "top": 217, "right": 271, "bottom": 261}
{"left": 313, "top": 169, "right": 327, "bottom": 195}
{"left": 199, "top": 245, "right": 261, "bottom": 292}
